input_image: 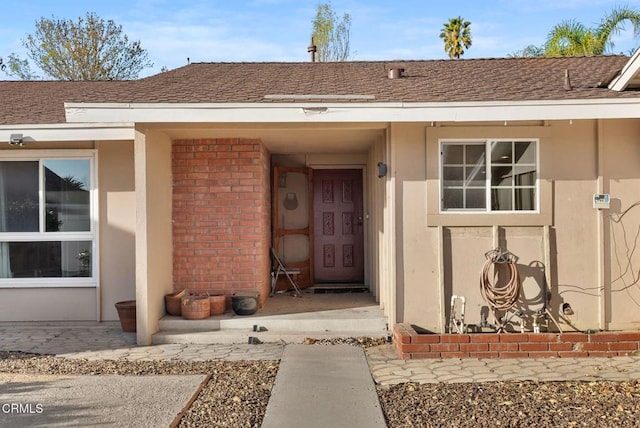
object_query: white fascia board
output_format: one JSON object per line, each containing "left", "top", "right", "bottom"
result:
{"left": 0, "top": 123, "right": 135, "bottom": 142}
{"left": 609, "top": 50, "right": 640, "bottom": 91}
{"left": 65, "top": 98, "right": 640, "bottom": 124}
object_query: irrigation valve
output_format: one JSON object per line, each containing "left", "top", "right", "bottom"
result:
{"left": 532, "top": 319, "right": 540, "bottom": 334}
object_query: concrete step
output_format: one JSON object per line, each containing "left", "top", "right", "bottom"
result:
{"left": 153, "top": 305, "right": 388, "bottom": 345}
{"left": 152, "top": 329, "right": 389, "bottom": 345}
{"left": 157, "top": 305, "right": 387, "bottom": 333}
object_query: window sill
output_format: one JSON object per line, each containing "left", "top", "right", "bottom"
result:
{"left": 427, "top": 211, "right": 551, "bottom": 227}
{"left": 0, "top": 280, "right": 98, "bottom": 289}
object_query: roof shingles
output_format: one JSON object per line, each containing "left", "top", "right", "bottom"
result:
{"left": 0, "top": 55, "right": 636, "bottom": 125}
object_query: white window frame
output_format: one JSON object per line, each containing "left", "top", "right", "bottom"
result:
{"left": 0, "top": 150, "right": 98, "bottom": 288}
{"left": 439, "top": 139, "right": 539, "bottom": 214}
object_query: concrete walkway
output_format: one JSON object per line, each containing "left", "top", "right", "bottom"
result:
{"left": 0, "top": 373, "right": 204, "bottom": 427}
{"left": 365, "top": 344, "right": 640, "bottom": 384}
{"left": 262, "top": 345, "right": 386, "bottom": 428}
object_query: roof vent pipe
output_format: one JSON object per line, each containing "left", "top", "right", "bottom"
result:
{"left": 308, "top": 38, "right": 317, "bottom": 62}
{"left": 563, "top": 69, "right": 572, "bottom": 90}
{"left": 388, "top": 66, "right": 404, "bottom": 79}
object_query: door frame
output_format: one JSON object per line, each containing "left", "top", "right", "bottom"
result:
{"left": 272, "top": 163, "right": 370, "bottom": 288}
{"left": 272, "top": 166, "right": 314, "bottom": 287}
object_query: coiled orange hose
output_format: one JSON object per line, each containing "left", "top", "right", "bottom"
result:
{"left": 479, "top": 258, "right": 521, "bottom": 311}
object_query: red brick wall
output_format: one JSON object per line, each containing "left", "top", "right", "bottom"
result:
{"left": 394, "top": 324, "right": 640, "bottom": 359}
{"left": 172, "top": 138, "right": 271, "bottom": 304}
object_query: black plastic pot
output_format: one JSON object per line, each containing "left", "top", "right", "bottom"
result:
{"left": 231, "top": 293, "right": 259, "bottom": 316}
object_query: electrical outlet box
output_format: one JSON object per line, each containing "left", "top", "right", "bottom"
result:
{"left": 593, "top": 193, "right": 610, "bottom": 209}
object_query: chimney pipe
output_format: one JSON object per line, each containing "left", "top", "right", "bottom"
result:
{"left": 388, "top": 64, "right": 405, "bottom": 79}
{"left": 563, "top": 69, "right": 572, "bottom": 90}
{"left": 308, "top": 38, "right": 317, "bottom": 62}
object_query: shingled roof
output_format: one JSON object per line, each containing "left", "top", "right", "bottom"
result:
{"left": 1, "top": 55, "right": 637, "bottom": 125}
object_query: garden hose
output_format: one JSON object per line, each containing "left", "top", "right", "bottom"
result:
{"left": 479, "top": 249, "right": 522, "bottom": 312}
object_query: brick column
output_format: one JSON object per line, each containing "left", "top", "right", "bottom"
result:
{"left": 172, "top": 138, "right": 271, "bottom": 304}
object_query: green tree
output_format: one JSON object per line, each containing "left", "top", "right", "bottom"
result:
{"left": 311, "top": 2, "right": 352, "bottom": 61}
{"left": 2, "top": 53, "right": 38, "bottom": 80}
{"left": 511, "top": 6, "right": 640, "bottom": 57}
{"left": 545, "top": 6, "right": 640, "bottom": 56}
{"left": 440, "top": 17, "right": 472, "bottom": 59}
{"left": 3, "top": 12, "right": 152, "bottom": 80}
{"left": 508, "top": 45, "right": 545, "bottom": 58}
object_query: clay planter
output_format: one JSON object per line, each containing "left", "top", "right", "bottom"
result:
{"left": 231, "top": 293, "right": 259, "bottom": 316}
{"left": 181, "top": 295, "right": 210, "bottom": 320}
{"left": 114, "top": 300, "right": 136, "bottom": 332}
{"left": 165, "top": 290, "right": 186, "bottom": 316}
{"left": 209, "top": 295, "right": 226, "bottom": 316}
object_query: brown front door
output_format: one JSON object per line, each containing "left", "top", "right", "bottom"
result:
{"left": 313, "top": 169, "right": 364, "bottom": 282}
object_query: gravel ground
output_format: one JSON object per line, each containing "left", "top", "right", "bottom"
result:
{"left": 378, "top": 380, "right": 640, "bottom": 428}
{"left": 3, "top": 348, "right": 640, "bottom": 427}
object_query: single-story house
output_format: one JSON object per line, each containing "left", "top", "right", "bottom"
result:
{"left": 1, "top": 52, "right": 640, "bottom": 345}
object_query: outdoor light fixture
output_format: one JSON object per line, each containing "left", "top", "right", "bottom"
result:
{"left": 9, "top": 134, "right": 24, "bottom": 146}
{"left": 377, "top": 162, "right": 387, "bottom": 178}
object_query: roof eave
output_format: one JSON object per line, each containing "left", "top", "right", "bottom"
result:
{"left": 0, "top": 122, "right": 135, "bottom": 142}
{"left": 65, "top": 99, "right": 640, "bottom": 124}
{"left": 609, "top": 49, "right": 640, "bottom": 91}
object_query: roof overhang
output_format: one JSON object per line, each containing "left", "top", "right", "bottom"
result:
{"left": 609, "top": 48, "right": 640, "bottom": 91}
{"left": 0, "top": 122, "right": 135, "bottom": 143}
{"left": 65, "top": 98, "right": 640, "bottom": 124}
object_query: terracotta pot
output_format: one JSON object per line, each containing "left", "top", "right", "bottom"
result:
{"left": 115, "top": 300, "right": 136, "bottom": 332}
{"left": 209, "top": 295, "right": 226, "bottom": 316}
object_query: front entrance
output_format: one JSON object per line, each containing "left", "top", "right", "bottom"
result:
{"left": 271, "top": 166, "right": 365, "bottom": 289}
{"left": 313, "top": 169, "right": 364, "bottom": 283}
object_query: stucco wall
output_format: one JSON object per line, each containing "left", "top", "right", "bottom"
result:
{"left": 135, "top": 129, "right": 173, "bottom": 344}
{"left": 394, "top": 119, "right": 640, "bottom": 333}
{"left": 602, "top": 119, "right": 640, "bottom": 330}
{"left": 0, "top": 288, "right": 96, "bottom": 321}
{"left": 97, "top": 140, "right": 136, "bottom": 320}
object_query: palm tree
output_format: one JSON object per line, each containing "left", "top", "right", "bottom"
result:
{"left": 440, "top": 17, "right": 472, "bottom": 59}
{"left": 545, "top": 6, "right": 640, "bottom": 56}
{"left": 508, "top": 44, "right": 545, "bottom": 58}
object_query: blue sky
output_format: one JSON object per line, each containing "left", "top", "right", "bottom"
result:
{"left": 2, "top": 0, "right": 640, "bottom": 77}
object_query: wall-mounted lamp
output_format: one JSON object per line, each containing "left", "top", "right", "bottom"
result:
{"left": 377, "top": 162, "right": 387, "bottom": 178}
{"left": 9, "top": 134, "right": 24, "bottom": 146}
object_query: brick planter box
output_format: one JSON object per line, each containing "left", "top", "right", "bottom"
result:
{"left": 393, "top": 323, "right": 640, "bottom": 359}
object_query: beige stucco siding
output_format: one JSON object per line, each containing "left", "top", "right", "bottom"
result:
{"left": 602, "top": 119, "right": 640, "bottom": 330}
{"left": 390, "top": 123, "right": 440, "bottom": 328}
{"left": 0, "top": 288, "right": 96, "bottom": 320}
{"left": 97, "top": 140, "right": 136, "bottom": 320}
{"left": 547, "top": 121, "right": 600, "bottom": 330}
{"left": 135, "top": 129, "right": 173, "bottom": 344}
{"left": 394, "top": 119, "right": 640, "bottom": 332}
